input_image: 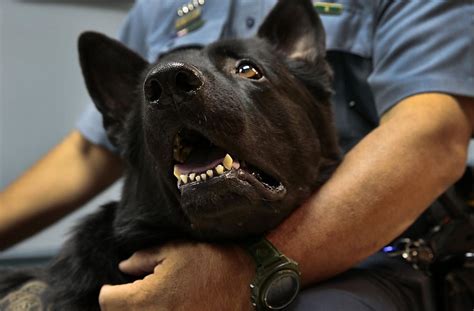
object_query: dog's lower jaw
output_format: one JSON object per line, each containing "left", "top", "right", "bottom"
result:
{"left": 180, "top": 186, "right": 290, "bottom": 241}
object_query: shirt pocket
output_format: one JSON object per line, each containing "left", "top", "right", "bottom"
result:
{"left": 147, "top": 2, "right": 230, "bottom": 60}
{"left": 321, "top": 0, "right": 374, "bottom": 58}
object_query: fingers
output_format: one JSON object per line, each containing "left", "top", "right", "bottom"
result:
{"left": 119, "top": 248, "right": 163, "bottom": 276}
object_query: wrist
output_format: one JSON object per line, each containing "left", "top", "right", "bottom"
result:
{"left": 244, "top": 238, "right": 301, "bottom": 310}
{"left": 265, "top": 204, "right": 311, "bottom": 280}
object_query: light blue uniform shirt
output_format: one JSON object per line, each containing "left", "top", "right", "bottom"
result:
{"left": 77, "top": 0, "right": 474, "bottom": 152}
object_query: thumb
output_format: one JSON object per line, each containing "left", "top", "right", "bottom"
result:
{"left": 119, "top": 248, "right": 163, "bottom": 276}
{"left": 99, "top": 284, "right": 134, "bottom": 311}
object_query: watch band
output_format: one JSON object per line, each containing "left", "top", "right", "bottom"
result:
{"left": 245, "top": 238, "right": 284, "bottom": 269}
{"left": 244, "top": 238, "right": 301, "bottom": 310}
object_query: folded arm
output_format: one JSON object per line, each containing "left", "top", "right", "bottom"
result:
{"left": 268, "top": 93, "right": 473, "bottom": 284}
{"left": 98, "top": 93, "right": 474, "bottom": 310}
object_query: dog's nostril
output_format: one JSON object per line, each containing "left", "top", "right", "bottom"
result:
{"left": 175, "top": 71, "right": 202, "bottom": 93}
{"left": 145, "top": 79, "right": 162, "bottom": 103}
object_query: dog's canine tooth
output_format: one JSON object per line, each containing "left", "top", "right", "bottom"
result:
{"left": 174, "top": 166, "right": 181, "bottom": 180}
{"left": 189, "top": 173, "right": 196, "bottom": 181}
{"left": 201, "top": 173, "right": 207, "bottom": 181}
{"left": 196, "top": 175, "right": 201, "bottom": 182}
{"left": 174, "top": 133, "right": 182, "bottom": 147}
{"left": 182, "top": 146, "right": 192, "bottom": 161}
{"left": 180, "top": 175, "right": 188, "bottom": 184}
{"left": 216, "top": 165, "right": 224, "bottom": 175}
{"left": 223, "top": 154, "right": 233, "bottom": 170}
{"left": 206, "top": 170, "right": 214, "bottom": 178}
{"left": 173, "top": 134, "right": 184, "bottom": 162}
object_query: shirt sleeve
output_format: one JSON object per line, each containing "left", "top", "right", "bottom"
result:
{"left": 76, "top": 0, "right": 152, "bottom": 152}
{"left": 369, "top": 0, "right": 474, "bottom": 116}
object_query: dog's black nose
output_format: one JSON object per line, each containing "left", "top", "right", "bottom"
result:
{"left": 144, "top": 62, "right": 203, "bottom": 107}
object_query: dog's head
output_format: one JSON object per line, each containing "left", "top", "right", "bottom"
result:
{"left": 78, "top": 0, "right": 340, "bottom": 241}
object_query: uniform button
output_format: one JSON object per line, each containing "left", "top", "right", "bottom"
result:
{"left": 348, "top": 100, "right": 356, "bottom": 108}
{"left": 246, "top": 17, "right": 255, "bottom": 28}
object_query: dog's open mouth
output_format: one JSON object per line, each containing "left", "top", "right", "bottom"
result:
{"left": 172, "top": 128, "right": 286, "bottom": 200}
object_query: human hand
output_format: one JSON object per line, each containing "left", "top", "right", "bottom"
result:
{"left": 99, "top": 242, "right": 255, "bottom": 311}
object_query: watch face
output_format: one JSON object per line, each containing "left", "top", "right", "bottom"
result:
{"left": 263, "top": 270, "right": 300, "bottom": 309}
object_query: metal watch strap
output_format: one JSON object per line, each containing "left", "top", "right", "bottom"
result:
{"left": 244, "top": 238, "right": 301, "bottom": 310}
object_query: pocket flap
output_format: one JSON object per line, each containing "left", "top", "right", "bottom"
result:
{"left": 321, "top": 1, "right": 373, "bottom": 58}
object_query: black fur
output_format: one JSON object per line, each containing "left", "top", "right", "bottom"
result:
{"left": 1, "top": 0, "right": 341, "bottom": 309}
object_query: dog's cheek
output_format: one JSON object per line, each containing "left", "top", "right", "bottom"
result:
{"left": 196, "top": 89, "right": 247, "bottom": 136}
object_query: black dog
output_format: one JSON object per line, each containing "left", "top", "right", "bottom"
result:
{"left": 0, "top": 0, "right": 340, "bottom": 309}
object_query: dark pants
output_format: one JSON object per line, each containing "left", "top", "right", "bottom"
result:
{"left": 291, "top": 252, "right": 437, "bottom": 311}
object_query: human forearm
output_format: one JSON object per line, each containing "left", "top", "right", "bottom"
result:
{"left": 96, "top": 93, "right": 473, "bottom": 310}
{"left": 0, "top": 130, "right": 123, "bottom": 250}
{"left": 267, "top": 93, "right": 473, "bottom": 285}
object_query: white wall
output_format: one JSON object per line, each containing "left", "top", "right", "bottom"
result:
{"left": 0, "top": 0, "right": 132, "bottom": 259}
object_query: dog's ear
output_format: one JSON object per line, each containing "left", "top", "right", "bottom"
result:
{"left": 257, "top": 0, "right": 326, "bottom": 62}
{"left": 78, "top": 32, "right": 148, "bottom": 146}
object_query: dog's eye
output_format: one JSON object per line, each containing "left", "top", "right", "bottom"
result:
{"left": 236, "top": 61, "right": 262, "bottom": 80}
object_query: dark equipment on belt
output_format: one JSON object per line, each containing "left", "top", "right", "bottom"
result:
{"left": 384, "top": 168, "right": 474, "bottom": 311}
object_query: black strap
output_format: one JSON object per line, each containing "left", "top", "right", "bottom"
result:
{"left": 243, "top": 238, "right": 282, "bottom": 269}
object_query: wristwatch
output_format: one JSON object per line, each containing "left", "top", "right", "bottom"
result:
{"left": 244, "top": 238, "right": 301, "bottom": 310}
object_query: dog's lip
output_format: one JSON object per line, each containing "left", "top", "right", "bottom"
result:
{"left": 178, "top": 167, "right": 286, "bottom": 201}
{"left": 236, "top": 168, "right": 287, "bottom": 200}
{"left": 171, "top": 129, "right": 286, "bottom": 200}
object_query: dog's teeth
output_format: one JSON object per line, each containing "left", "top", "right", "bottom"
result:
{"left": 223, "top": 154, "right": 233, "bottom": 170}
{"left": 189, "top": 173, "right": 196, "bottom": 181}
{"left": 180, "top": 175, "right": 188, "bottom": 184}
{"left": 206, "top": 170, "right": 214, "bottom": 178}
{"left": 174, "top": 166, "right": 181, "bottom": 180}
{"left": 196, "top": 175, "right": 201, "bottom": 182}
{"left": 200, "top": 173, "right": 207, "bottom": 181}
{"left": 216, "top": 165, "right": 224, "bottom": 175}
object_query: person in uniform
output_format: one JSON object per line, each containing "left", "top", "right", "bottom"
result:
{"left": 1, "top": 0, "right": 473, "bottom": 310}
